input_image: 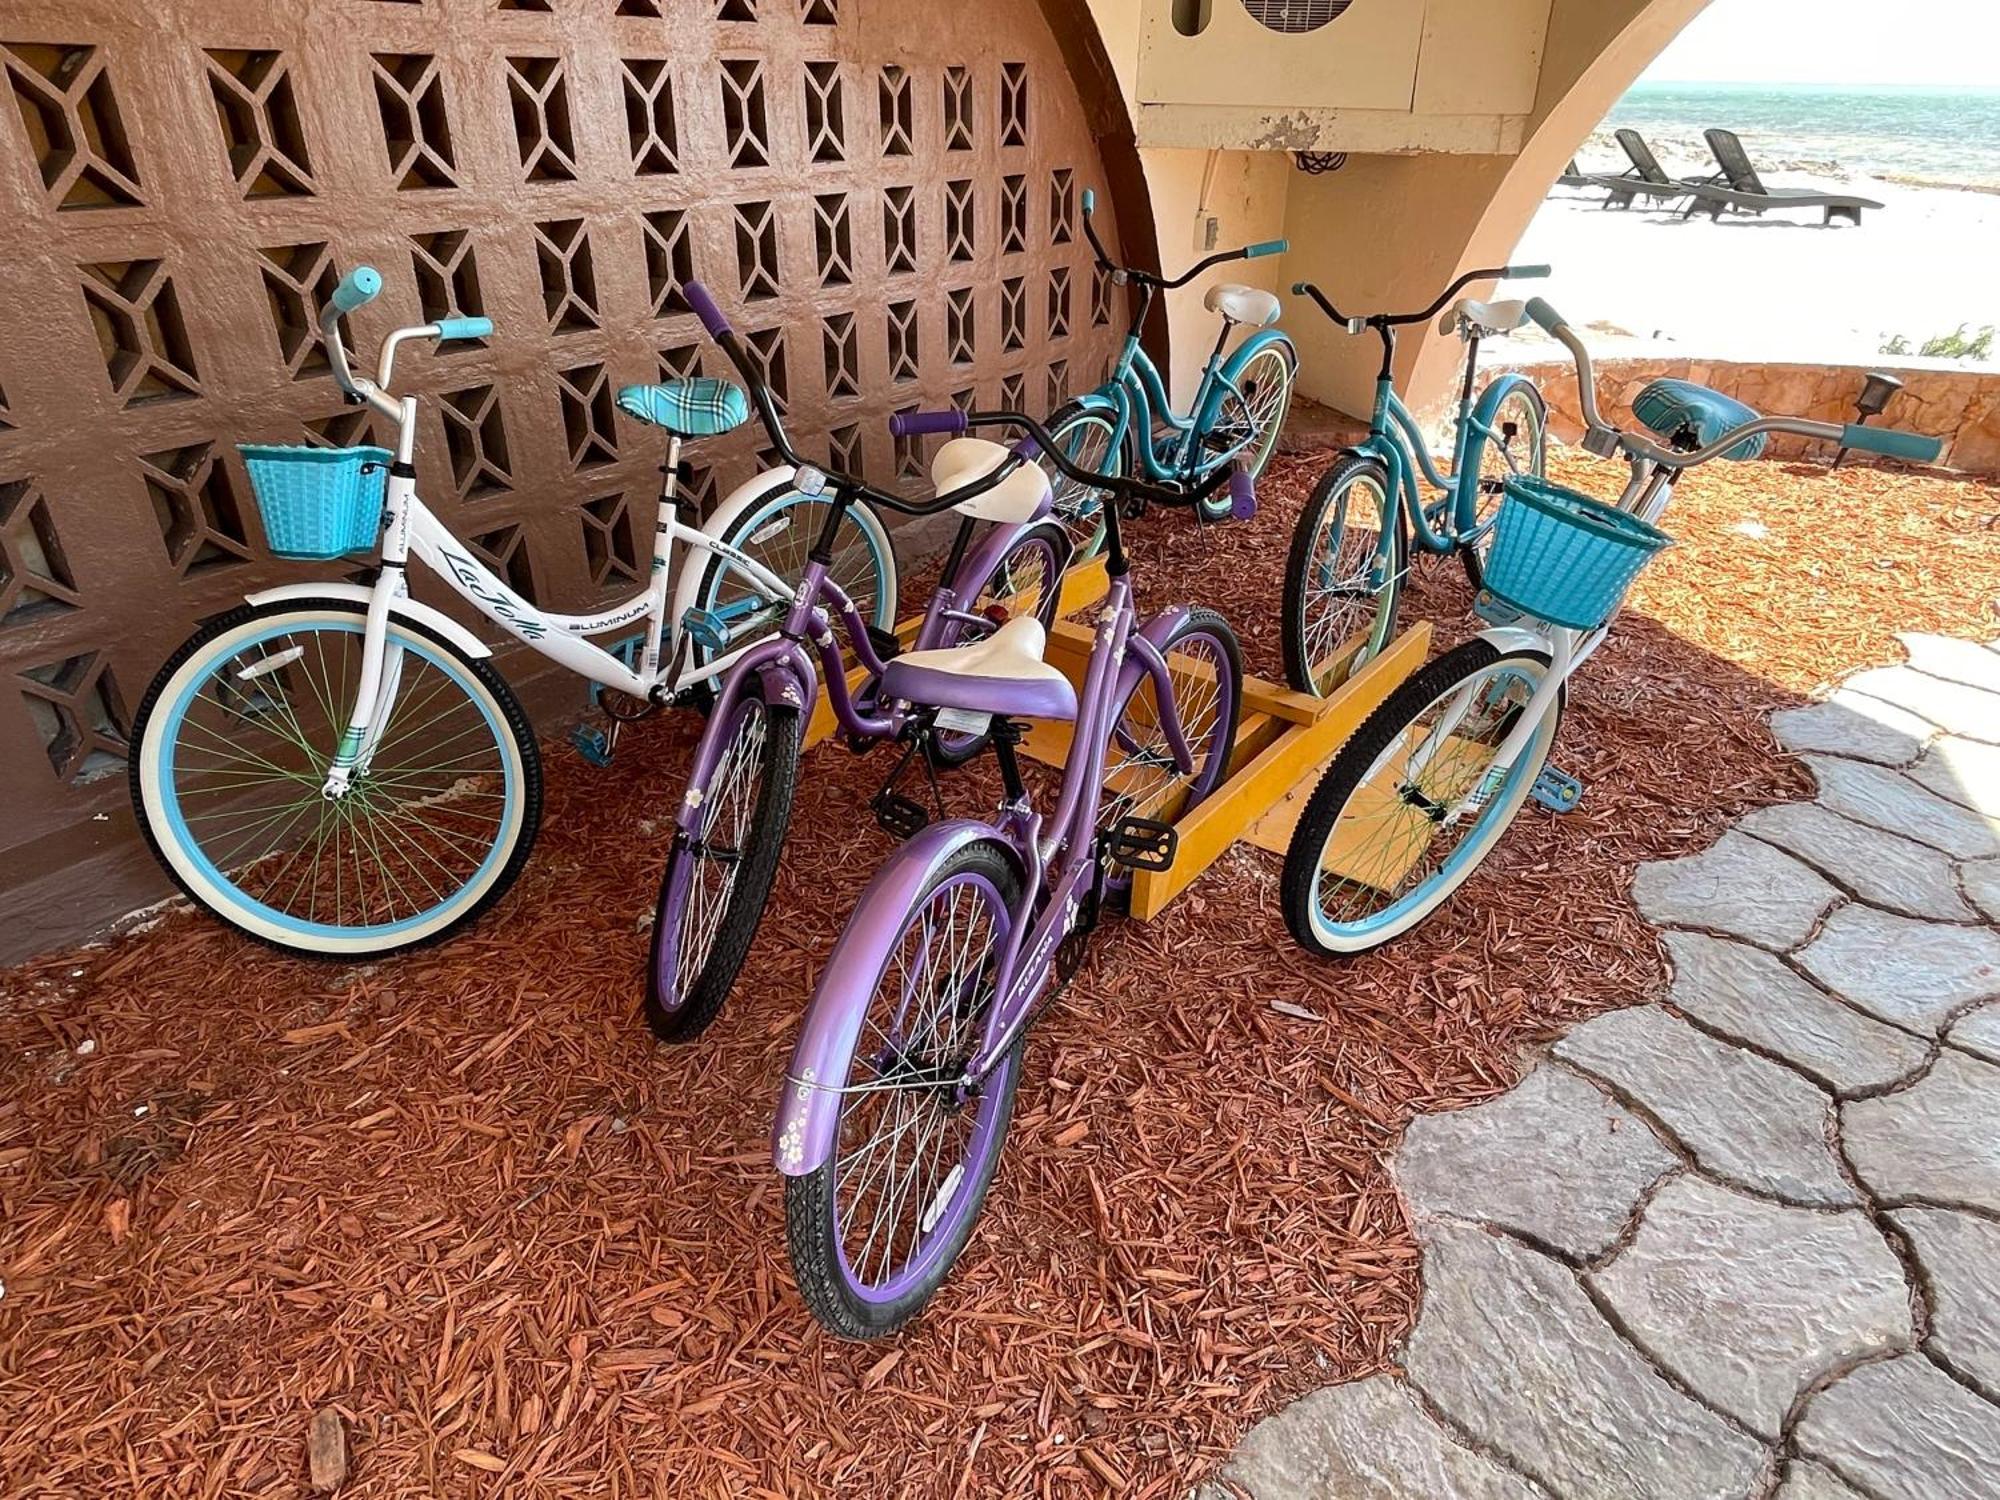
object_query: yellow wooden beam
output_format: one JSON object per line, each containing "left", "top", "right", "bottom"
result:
{"left": 1128, "top": 622, "right": 1432, "bottom": 920}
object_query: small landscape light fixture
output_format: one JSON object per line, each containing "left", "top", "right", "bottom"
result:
{"left": 1833, "top": 370, "right": 1904, "bottom": 468}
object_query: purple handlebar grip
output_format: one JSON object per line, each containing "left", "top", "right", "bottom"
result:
{"left": 887, "top": 409, "right": 967, "bottom": 438}
{"left": 1009, "top": 436, "right": 1040, "bottom": 461}
{"left": 684, "top": 281, "right": 730, "bottom": 339}
{"left": 1229, "top": 463, "right": 1257, "bottom": 522}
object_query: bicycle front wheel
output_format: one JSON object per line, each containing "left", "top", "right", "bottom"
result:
{"left": 784, "top": 837, "right": 1025, "bottom": 1339}
{"left": 1281, "top": 453, "right": 1403, "bottom": 697}
{"left": 1037, "top": 401, "right": 1124, "bottom": 565}
{"left": 645, "top": 687, "right": 801, "bottom": 1042}
{"left": 131, "top": 598, "right": 540, "bottom": 957}
{"left": 1280, "top": 638, "right": 1561, "bottom": 956}
{"left": 1100, "top": 608, "right": 1242, "bottom": 896}
{"left": 1459, "top": 383, "right": 1547, "bottom": 593}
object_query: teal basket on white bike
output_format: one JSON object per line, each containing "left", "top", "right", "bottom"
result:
{"left": 1480, "top": 475, "right": 1671, "bottom": 632}
{"left": 239, "top": 444, "right": 392, "bottom": 560}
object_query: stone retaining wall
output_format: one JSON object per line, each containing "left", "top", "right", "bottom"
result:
{"left": 1479, "top": 353, "right": 2000, "bottom": 474}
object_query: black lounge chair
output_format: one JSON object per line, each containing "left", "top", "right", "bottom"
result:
{"left": 1583, "top": 128, "right": 1705, "bottom": 210}
{"left": 1683, "top": 128, "right": 1885, "bottom": 226}
{"left": 1555, "top": 158, "right": 1592, "bottom": 189}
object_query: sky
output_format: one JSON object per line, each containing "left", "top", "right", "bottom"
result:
{"left": 1646, "top": 0, "right": 2000, "bottom": 87}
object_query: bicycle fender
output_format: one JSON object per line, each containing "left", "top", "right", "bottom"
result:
{"left": 773, "top": 818, "right": 1015, "bottom": 1177}
{"left": 245, "top": 582, "right": 492, "bottom": 659}
{"left": 1473, "top": 624, "right": 1551, "bottom": 656}
{"left": 679, "top": 638, "right": 815, "bottom": 832}
{"left": 1068, "top": 390, "right": 1121, "bottom": 422}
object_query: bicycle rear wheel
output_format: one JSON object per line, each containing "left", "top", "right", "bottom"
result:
{"left": 1280, "top": 638, "right": 1561, "bottom": 956}
{"left": 1195, "top": 339, "right": 1297, "bottom": 523}
{"left": 1100, "top": 609, "right": 1242, "bottom": 896}
{"left": 784, "top": 837, "right": 1024, "bottom": 1338}
{"left": 131, "top": 598, "right": 540, "bottom": 957}
{"left": 1459, "top": 383, "right": 1547, "bottom": 593}
{"left": 645, "top": 687, "right": 801, "bottom": 1042}
{"left": 1037, "top": 401, "right": 1123, "bottom": 565}
{"left": 1281, "top": 453, "right": 1403, "bottom": 697}
{"left": 928, "top": 517, "right": 1073, "bottom": 769}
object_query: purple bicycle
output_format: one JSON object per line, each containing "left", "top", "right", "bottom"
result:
{"left": 773, "top": 408, "right": 1249, "bottom": 1338}
{"left": 646, "top": 285, "right": 1071, "bottom": 1043}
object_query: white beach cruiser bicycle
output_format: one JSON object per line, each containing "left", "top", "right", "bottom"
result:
{"left": 1279, "top": 295, "right": 1944, "bottom": 956}
{"left": 128, "top": 266, "right": 909, "bottom": 957}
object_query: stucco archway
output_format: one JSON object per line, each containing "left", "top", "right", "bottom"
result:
{"left": 1277, "top": 0, "right": 1717, "bottom": 417}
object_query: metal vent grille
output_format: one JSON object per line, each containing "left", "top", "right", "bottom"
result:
{"left": 1240, "top": 0, "right": 1352, "bottom": 34}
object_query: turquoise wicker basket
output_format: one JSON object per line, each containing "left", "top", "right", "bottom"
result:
{"left": 1481, "top": 475, "right": 1671, "bottom": 631}
{"left": 239, "top": 444, "right": 391, "bottom": 560}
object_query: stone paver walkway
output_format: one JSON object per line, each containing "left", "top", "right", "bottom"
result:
{"left": 1206, "top": 634, "right": 2000, "bottom": 1500}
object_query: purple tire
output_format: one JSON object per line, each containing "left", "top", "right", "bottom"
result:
{"left": 644, "top": 690, "right": 800, "bottom": 1043}
{"left": 784, "top": 839, "right": 1024, "bottom": 1338}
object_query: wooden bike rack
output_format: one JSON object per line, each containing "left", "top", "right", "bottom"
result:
{"left": 804, "top": 554, "right": 1430, "bottom": 919}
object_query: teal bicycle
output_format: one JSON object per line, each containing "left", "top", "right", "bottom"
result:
{"left": 1278, "top": 265, "right": 1551, "bottom": 696}
{"left": 1038, "top": 190, "right": 1296, "bottom": 561}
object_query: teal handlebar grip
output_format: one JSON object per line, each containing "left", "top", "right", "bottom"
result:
{"left": 1841, "top": 424, "right": 1942, "bottom": 463}
{"left": 1246, "top": 239, "right": 1288, "bottom": 258}
{"left": 1510, "top": 264, "right": 1553, "bottom": 279}
{"left": 332, "top": 266, "right": 382, "bottom": 314}
{"left": 1524, "top": 297, "right": 1566, "bottom": 335}
{"left": 434, "top": 316, "right": 493, "bottom": 341}
{"left": 1081, "top": 187, "right": 1096, "bottom": 213}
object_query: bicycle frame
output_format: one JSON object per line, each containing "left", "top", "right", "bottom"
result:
{"left": 673, "top": 508, "right": 1045, "bottom": 815}
{"left": 317, "top": 395, "right": 803, "bottom": 792}
{"left": 772, "top": 566, "right": 1203, "bottom": 1177}
{"left": 1085, "top": 326, "right": 1287, "bottom": 486}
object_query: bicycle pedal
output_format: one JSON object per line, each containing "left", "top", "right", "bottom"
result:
{"left": 865, "top": 624, "right": 903, "bottom": 662}
{"left": 568, "top": 723, "right": 616, "bottom": 768}
{"left": 1107, "top": 815, "right": 1177, "bottom": 872}
{"left": 1532, "top": 766, "right": 1583, "bottom": 813}
{"left": 872, "top": 792, "right": 930, "bottom": 839}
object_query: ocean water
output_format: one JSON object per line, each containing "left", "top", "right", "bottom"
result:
{"left": 1595, "top": 81, "right": 2000, "bottom": 190}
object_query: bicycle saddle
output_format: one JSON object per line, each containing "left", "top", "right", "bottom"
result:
{"left": 1204, "top": 283, "right": 1282, "bottom": 328}
{"left": 614, "top": 378, "right": 751, "bottom": 437}
{"left": 879, "top": 616, "right": 1079, "bottom": 722}
{"left": 932, "top": 437, "right": 1054, "bottom": 524}
{"left": 1632, "top": 378, "right": 1769, "bottom": 461}
{"left": 1440, "top": 298, "right": 1528, "bottom": 337}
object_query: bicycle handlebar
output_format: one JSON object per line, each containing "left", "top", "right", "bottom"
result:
{"left": 1529, "top": 295, "right": 1943, "bottom": 469}
{"left": 1079, "top": 186, "right": 1287, "bottom": 291}
{"left": 887, "top": 407, "right": 1234, "bottom": 512}
{"left": 1294, "top": 264, "right": 1551, "bottom": 333}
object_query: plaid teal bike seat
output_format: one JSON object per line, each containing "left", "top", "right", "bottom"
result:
{"left": 615, "top": 378, "right": 750, "bottom": 437}
{"left": 1632, "top": 378, "right": 1768, "bottom": 462}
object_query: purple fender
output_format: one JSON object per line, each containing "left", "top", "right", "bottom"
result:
{"left": 679, "top": 636, "right": 818, "bottom": 828}
{"left": 773, "top": 817, "right": 1018, "bottom": 1176}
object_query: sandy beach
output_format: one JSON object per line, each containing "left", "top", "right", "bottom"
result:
{"left": 1508, "top": 170, "right": 2000, "bottom": 371}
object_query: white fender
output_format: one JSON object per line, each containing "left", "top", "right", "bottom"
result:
{"left": 1474, "top": 624, "right": 1555, "bottom": 657}
{"left": 246, "top": 582, "right": 493, "bottom": 659}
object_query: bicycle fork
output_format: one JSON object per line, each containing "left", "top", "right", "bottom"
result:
{"left": 1413, "top": 628, "right": 1577, "bottom": 826}
{"left": 324, "top": 397, "right": 420, "bottom": 799}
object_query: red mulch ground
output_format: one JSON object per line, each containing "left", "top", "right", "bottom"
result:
{"left": 3, "top": 444, "right": 1996, "bottom": 1497}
